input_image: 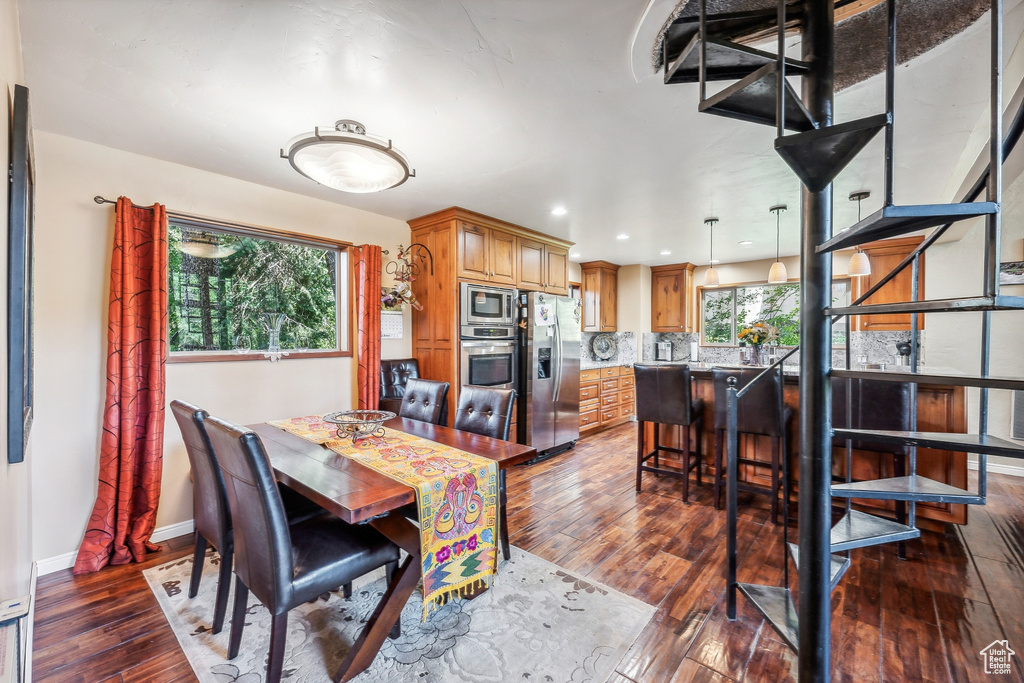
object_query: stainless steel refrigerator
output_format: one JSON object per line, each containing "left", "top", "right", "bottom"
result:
{"left": 518, "top": 292, "right": 581, "bottom": 456}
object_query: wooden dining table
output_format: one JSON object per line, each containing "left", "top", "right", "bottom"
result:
{"left": 249, "top": 415, "right": 536, "bottom": 683}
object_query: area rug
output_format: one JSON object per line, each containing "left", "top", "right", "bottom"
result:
{"left": 144, "top": 546, "right": 655, "bottom": 682}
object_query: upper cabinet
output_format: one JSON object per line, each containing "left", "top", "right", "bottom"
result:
{"left": 851, "top": 236, "right": 925, "bottom": 331}
{"left": 448, "top": 212, "right": 570, "bottom": 294}
{"left": 456, "top": 221, "right": 517, "bottom": 286}
{"left": 650, "top": 263, "right": 696, "bottom": 332}
{"left": 581, "top": 260, "right": 620, "bottom": 332}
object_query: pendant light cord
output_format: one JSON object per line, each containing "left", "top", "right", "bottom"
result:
{"left": 775, "top": 209, "right": 781, "bottom": 262}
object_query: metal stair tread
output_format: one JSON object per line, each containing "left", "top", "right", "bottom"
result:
{"left": 775, "top": 113, "right": 890, "bottom": 192}
{"left": 698, "top": 63, "right": 817, "bottom": 132}
{"left": 665, "top": 34, "right": 809, "bottom": 84}
{"left": 831, "top": 475, "right": 983, "bottom": 504}
{"left": 817, "top": 202, "right": 999, "bottom": 253}
{"left": 831, "top": 509, "right": 920, "bottom": 552}
{"left": 831, "top": 429, "right": 1024, "bottom": 459}
{"left": 831, "top": 368, "right": 1024, "bottom": 392}
{"left": 737, "top": 583, "right": 799, "bottom": 652}
{"left": 826, "top": 295, "right": 1024, "bottom": 317}
{"left": 788, "top": 543, "right": 851, "bottom": 590}
{"left": 662, "top": 4, "right": 802, "bottom": 65}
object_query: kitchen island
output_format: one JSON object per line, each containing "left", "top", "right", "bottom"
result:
{"left": 640, "top": 361, "right": 968, "bottom": 526}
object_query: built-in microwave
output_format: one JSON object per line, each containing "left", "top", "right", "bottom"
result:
{"left": 460, "top": 282, "right": 516, "bottom": 328}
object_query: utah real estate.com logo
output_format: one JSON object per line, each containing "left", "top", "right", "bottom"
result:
{"left": 980, "top": 639, "right": 1015, "bottom": 675}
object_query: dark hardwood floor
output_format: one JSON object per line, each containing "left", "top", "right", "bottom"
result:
{"left": 33, "top": 421, "right": 1024, "bottom": 681}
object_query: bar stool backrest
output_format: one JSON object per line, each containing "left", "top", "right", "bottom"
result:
{"left": 712, "top": 367, "right": 785, "bottom": 437}
{"left": 832, "top": 377, "right": 912, "bottom": 455}
{"left": 634, "top": 364, "right": 696, "bottom": 426}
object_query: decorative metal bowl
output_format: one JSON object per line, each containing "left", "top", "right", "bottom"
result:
{"left": 322, "top": 409, "right": 396, "bottom": 440}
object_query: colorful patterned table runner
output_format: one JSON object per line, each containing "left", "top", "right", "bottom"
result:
{"left": 267, "top": 416, "right": 499, "bottom": 618}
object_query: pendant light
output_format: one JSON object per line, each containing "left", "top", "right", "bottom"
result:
{"left": 767, "top": 205, "right": 788, "bottom": 284}
{"left": 848, "top": 191, "right": 872, "bottom": 277}
{"left": 704, "top": 217, "right": 720, "bottom": 287}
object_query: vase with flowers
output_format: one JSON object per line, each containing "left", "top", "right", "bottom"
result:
{"left": 737, "top": 320, "right": 778, "bottom": 366}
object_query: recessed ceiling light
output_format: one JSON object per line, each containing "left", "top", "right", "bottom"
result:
{"left": 738, "top": 240, "right": 753, "bottom": 246}
{"left": 616, "top": 234, "right": 629, "bottom": 240}
{"left": 709, "top": 259, "right": 721, "bottom": 264}
{"left": 551, "top": 206, "right": 568, "bottom": 216}
{"left": 569, "top": 252, "right": 581, "bottom": 258}
{"left": 659, "top": 250, "right": 671, "bottom": 255}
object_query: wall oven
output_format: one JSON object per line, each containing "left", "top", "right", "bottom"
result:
{"left": 460, "top": 340, "right": 517, "bottom": 391}
{"left": 460, "top": 282, "right": 516, "bottom": 328}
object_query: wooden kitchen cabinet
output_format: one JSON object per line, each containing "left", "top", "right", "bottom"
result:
{"left": 456, "top": 220, "right": 518, "bottom": 286}
{"left": 579, "top": 365, "right": 633, "bottom": 434}
{"left": 851, "top": 236, "right": 925, "bottom": 332}
{"left": 581, "top": 260, "right": 619, "bottom": 332}
{"left": 409, "top": 206, "right": 574, "bottom": 417}
{"left": 650, "top": 263, "right": 696, "bottom": 332}
{"left": 517, "top": 238, "right": 568, "bottom": 295}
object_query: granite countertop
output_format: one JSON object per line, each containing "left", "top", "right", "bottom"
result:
{"left": 579, "top": 358, "right": 631, "bottom": 370}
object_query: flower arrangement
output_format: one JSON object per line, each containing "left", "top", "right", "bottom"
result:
{"left": 738, "top": 320, "right": 778, "bottom": 347}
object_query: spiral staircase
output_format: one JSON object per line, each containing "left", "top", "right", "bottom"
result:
{"left": 660, "top": 0, "right": 1024, "bottom": 678}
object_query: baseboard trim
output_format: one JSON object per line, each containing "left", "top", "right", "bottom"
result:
{"left": 968, "top": 460, "right": 1024, "bottom": 477}
{"left": 24, "top": 562, "right": 36, "bottom": 682}
{"left": 36, "top": 519, "right": 196, "bottom": 576}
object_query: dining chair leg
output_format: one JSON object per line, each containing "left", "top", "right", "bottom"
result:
{"left": 714, "top": 429, "right": 724, "bottom": 510}
{"left": 635, "top": 420, "right": 645, "bottom": 492}
{"left": 385, "top": 560, "right": 401, "bottom": 639}
{"left": 770, "top": 437, "right": 780, "bottom": 525}
{"left": 212, "top": 547, "right": 233, "bottom": 634}
{"left": 267, "top": 612, "right": 289, "bottom": 683}
{"left": 188, "top": 532, "right": 206, "bottom": 599}
{"left": 682, "top": 422, "right": 691, "bottom": 504}
{"left": 343, "top": 583, "right": 353, "bottom": 599}
{"left": 499, "top": 469, "right": 511, "bottom": 561}
{"left": 227, "top": 577, "right": 249, "bottom": 660}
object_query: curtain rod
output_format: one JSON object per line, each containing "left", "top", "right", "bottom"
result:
{"left": 94, "top": 195, "right": 154, "bottom": 211}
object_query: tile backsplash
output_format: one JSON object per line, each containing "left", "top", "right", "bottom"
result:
{"left": 641, "top": 330, "right": 923, "bottom": 368}
{"left": 580, "top": 331, "right": 636, "bottom": 367}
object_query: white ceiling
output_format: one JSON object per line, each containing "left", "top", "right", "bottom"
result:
{"left": 17, "top": 0, "right": 1024, "bottom": 266}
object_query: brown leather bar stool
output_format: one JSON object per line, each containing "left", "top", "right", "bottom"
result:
{"left": 832, "top": 377, "right": 912, "bottom": 526}
{"left": 712, "top": 367, "right": 792, "bottom": 524}
{"left": 634, "top": 364, "right": 704, "bottom": 502}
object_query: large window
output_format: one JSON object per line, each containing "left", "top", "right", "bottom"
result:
{"left": 168, "top": 217, "right": 350, "bottom": 360}
{"left": 701, "top": 281, "right": 850, "bottom": 347}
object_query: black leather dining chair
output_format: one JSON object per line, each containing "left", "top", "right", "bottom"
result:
{"left": 453, "top": 385, "right": 516, "bottom": 560}
{"left": 204, "top": 415, "right": 401, "bottom": 683}
{"left": 398, "top": 378, "right": 450, "bottom": 426}
{"left": 170, "top": 400, "right": 324, "bottom": 634}
{"left": 379, "top": 358, "right": 420, "bottom": 414}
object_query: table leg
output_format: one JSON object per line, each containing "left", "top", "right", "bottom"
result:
{"left": 333, "top": 513, "right": 422, "bottom": 683}
{"left": 499, "top": 469, "right": 511, "bottom": 561}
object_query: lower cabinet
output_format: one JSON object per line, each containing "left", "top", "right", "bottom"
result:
{"left": 580, "top": 365, "right": 634, "bottom": 434}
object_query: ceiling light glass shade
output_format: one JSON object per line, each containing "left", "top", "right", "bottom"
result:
{"left": 848, "top": 250, "right": 872, "bottom": 277}
{"left": 704, "top": 266, "right": 720, "bottom": 287}
{"left": 178, "top": 232, "right": 240, "bottom": 259}
{"left": 283, "top": 120, "right": 412, "bottom": 193}
{"left": 767, "top": 260, "right": 788, "bottom": 284}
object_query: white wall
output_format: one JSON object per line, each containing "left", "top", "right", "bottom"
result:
{"left": 31, "top": 132, "right": 412, "bottom": 562}
{"left": 616, "top": 264, "right": 651, "bottom": 337}
{"left": 0, "top": 0, "right": 33, "bottom": 600}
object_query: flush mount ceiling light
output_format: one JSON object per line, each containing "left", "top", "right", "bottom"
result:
{"left": 616, "top": 234, "right": 630, "bottom": 240}
{"left": 767, "top": 205, "right": 788, "bottom": 284}
{"left": 704, "top": 217, "right": 720, "bottom": 287}
{"left": 281, "top": 119, "right": 414, "bottom": 193}
{"left": 738, "top": 240, "right": 753, "bottom": 246}
{"left": 847, "top": 191, "right": 872, "bottom": 277}
{"left": 660, "top": 249, "right": 672, "bottom": 255}
{"left": 551, "top": 206, "right": 568, "bottom": 216}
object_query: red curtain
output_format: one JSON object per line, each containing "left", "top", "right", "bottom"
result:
{"left": 75, "top": 198, "right": 169, "bottom": 574}
{"left": 354, "top": 245, "right": 382, "bottom": 410}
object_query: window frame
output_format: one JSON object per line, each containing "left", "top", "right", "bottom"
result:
{"left": 166, "top": 213, "right": 353, "bottom": 363}
{"left": 698, "top": 278, "right": 851, "bottom": 348}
